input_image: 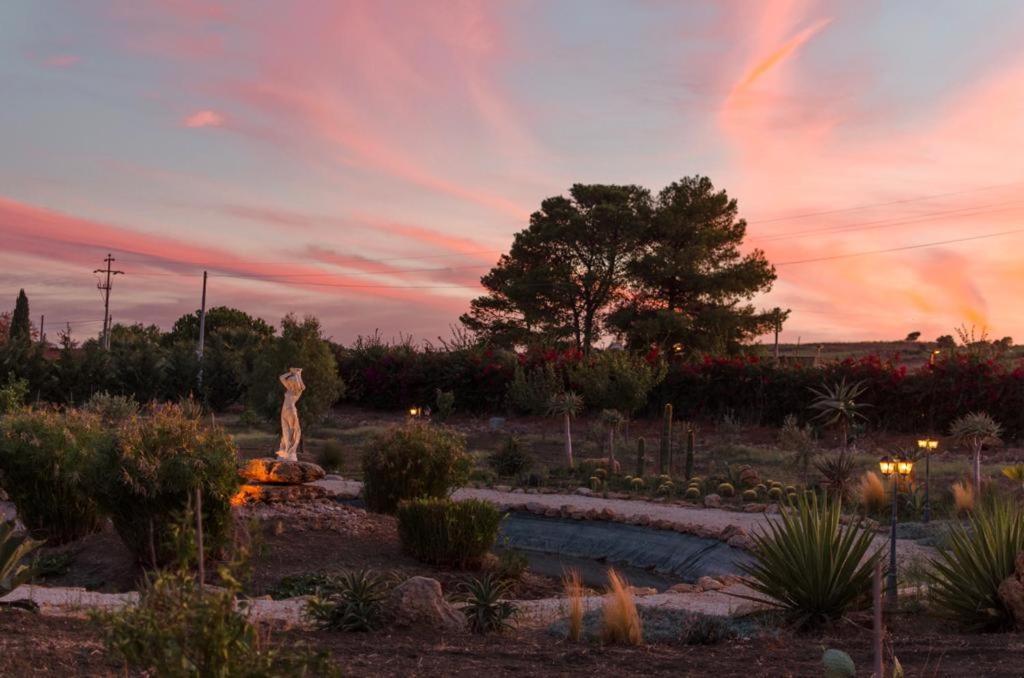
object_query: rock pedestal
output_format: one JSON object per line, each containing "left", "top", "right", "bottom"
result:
{"left": 234, "top": 458, "right": 327, "bottom": 505}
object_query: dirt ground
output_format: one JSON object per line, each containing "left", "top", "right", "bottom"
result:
{"left": 2, "top": 608, "right": 1022, "bottom": 677}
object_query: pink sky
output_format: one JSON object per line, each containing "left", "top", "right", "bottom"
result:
{"left": 3, "top": 1, "right": 1024, "bottom": 345}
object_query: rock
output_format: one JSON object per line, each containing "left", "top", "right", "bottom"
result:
{"left": 543, "top": 508, "right": 560, "bottom": 518}
{"left": 697, "top": 576, "right": 724, "bottom": 591}
{"left": 738, "top": 466, "right": 760, "bottom": 488}
{"left": 668, "top": 583, "right": 697, "bottom": 594}
{"left": 704, "top": 494, "right": 722, "bottom": 508}
{"left": 511, "top": 488, "right": 524, "bottom": 494}
{"left": 743, "top": 503, "right": 768, "bottom": 513}
{"left": 574, "top": 487, "right": 593, "bottom": 496}
{"left": 719, "top": 524, "right": 746, "bottom": 541}
{"left": 234, "top": 483, "right": 328, "bottom": 504}
{"left": 494, "top": 485, "right": 512, "bottom": 493}
{"left": 525, "top": 502, "right": 547, "bottom": 515}
{"left": 598, "top": 508, "right": 616, "bottom": 521}
{"left": 569, "top": 509, "right": 586, "bottom": 520}
{"left": 629, "top": 586, "right": 657, "bottom": 596}
{"left": 238, "top": 458, "right": 325, "bottom": 485}
{"left": 997, "top": 552, "right": 1024, "bottom": 629}
{"left": 727, "top": 534, "right": 754, "bottom": 550}
{"left": 385, "top": 577, "right": 464, "bottom": 632}
{"left": 584, "top": 509, "right": 599, "bottom": 520}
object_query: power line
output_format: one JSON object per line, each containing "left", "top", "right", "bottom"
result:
{"left": 775, "top": 228, "right": 1024, "bottom": 266}
{"left": 93, "top": 253, "right": 124, "bottom": 350}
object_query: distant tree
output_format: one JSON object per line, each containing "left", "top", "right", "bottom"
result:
{"left": 107, "top": 324, "right": 167, "bottom": 402}
{"left": 9, "top": 290, "right": 30, "bottom": 345}
{"left": 935, "top": 335, "right": 957, "bottom": 351}
{"left": 904, "top": 331, "right": 921, "bottom": 342}
{"left": 247, "top": 315, "right": 344, "bottom": 428}
{"left": 608, "top": 176, "right": 782, "bottom": 354}
{"left": 462, "top": 183, "right": 651, "bottom": 352}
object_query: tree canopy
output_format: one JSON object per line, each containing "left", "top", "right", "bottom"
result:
{"left": 463, "top": 176, "right": 784, "bottom": 354}
{"left": 9, "top": 290, "right": 30, "bottom": 345}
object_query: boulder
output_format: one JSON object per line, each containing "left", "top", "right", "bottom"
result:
{"left": 574, "top": 487, "right": 593, "bottom": 497}
{"left": 697, "top": 576, "right": 724, "bottom": 591}
{"left": 703, "top": 494, "right": 722, "bottom": 508}
{"left": 668, "top": 583, "right": 697, "bottom": 594}
{"left": 238, "top": 458, "right": 325, "bottom": 485}
{"left": 997, "top": 552, "right": 1024, "bottom": 629}
{"left": 234, "top": 483, "right": 328, "bottom": 504}
{"left": 385, "top": 577, "right": 464, "bottom": 632}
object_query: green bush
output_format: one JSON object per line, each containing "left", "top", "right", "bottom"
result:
{"left": 362, "top": 424, "right": 470, "bottom": 514}
{"left": 396, "top": 498, "right": 502, "bottom": 568}
{"left": 568, "top": 350, "right": 666, "bottom": 414}
{"left": 487, "top": 436, "right": 533, "bottom": 477}
{"left": 0, "top": 409, "right": 108, "bottom": 544}
{"left": 684, "top": 486, "right": 701, "bottom": 500}
{"left": 506, "top": 363, "right": 563, "bottom": 415}
{"left": 306, "top": 570, "right": 387, "bottom": 632}
{"left": 317, "top": 441, "right": 345, "bottom": 473}
{"left": 0, "top": 377, "right": 28, "bottom": 415}
{"left": 91, "top": 404, "right": 240, "bottom": 567}
{"left": 927, "top": 498, "right": 1024, "bottom": 630}
{"left": 82, "top": 391, "right": 139, "bottom": 425}
{"left": 739, "top": 494, "right": 882, "bottom": 628}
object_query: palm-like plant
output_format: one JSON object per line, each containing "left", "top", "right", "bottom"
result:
{"left": 462, "top": 574, "right": 516, "bottom": 634}
{"left": 0, "top": 520, "right": 40, "bottom": 595}
{"left": 548, "top": 391, "right": 584, "bottom": 469}
{"left": 600, "top": 409, "right": 625, "bottom": 472}
{"left": 807, "top": 379, "right": 869, "bottom": 452}
{"left": 950, "top": 412, "right": 1002, "bottom": 495}
{"left": 738, "top": 494, "right": 882, "bottom": 629}
{"left": 927, "top": 499, "right": 1024, "bottom": 630}
{"left": 814, "top": 452, "right": 858, "bottom": 504}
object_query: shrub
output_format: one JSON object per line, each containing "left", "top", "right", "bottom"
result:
{"left": 0, "top": 377, "right": 28, "bottom": 415}
{"left": 396, "top": 498, "right": 502, "bottom": 568}
{"left": 362, "top": 424, "right": 470, "bottom": 514}
{"left": 856, "top": 472, "right": 887, "bottom": 515}
{"left": 495, "top": 544, "right": 529, "bottom": 584}
{"left": 739, "top": 495, "right": 882, "bottom": 628}
{"left": 601, "top": 568, "right": 642, "bottom": 645}
{"left": 717, "top": 482, "right": 735, "bottom": 498}
{"left": 0, "top": 409, "right": 108, "bottom": 544}
{"left": 0, "top": 520, "right": 40, "bottom": 595}
{"left": 269, "top": 572, "right": 346, "bottom": 600}
{"left": 91, "top": 404, "right": 240, "bottom": 567}
{"left": 680, "top": 613, "right": 740, "bottom": 645}
{"left": 487, "top": 436, "right": 533, "bottom": 477}
{"left": 569, "top": 350, "right": 665, "bottom": 415}
{"left": 82, "top": 391, "right": 139, "bottom": 425}
{"left": 630, "top": 477, "right": 645, "bottom": 492}
{"left": 563, "top": 568, "right": 584, "bottom": 642}
{"left": 815, "top": 452, "right": 858, "bottom": 503}
{"left": 462, "top": 574, "right": 516, "bottom": 634}
{"left": 506, "top": 364, "right": 562, "bottom": 415}
{"left": 306, "top": 569, "right": 387, "bottom": 632}
{"left": 434, "top": 388, "right": 455, "bottom": 422}
{"left": 952, "top": 480, "right": 975, "bottom": 514}
{"left": 317, "top": 441, "right": 345, "bottom": 473}
{"left": 927, "top": 499, "right": 1024, "bottom": 630}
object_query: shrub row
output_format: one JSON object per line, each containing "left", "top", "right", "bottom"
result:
{"left": 396, "top": 498, "right": 502, "bottom": 568}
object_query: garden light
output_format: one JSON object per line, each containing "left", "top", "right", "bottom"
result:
{"left": 878, "top": 456, "right": 895, "bottom": 476}
{"left": 918, "top": 438, "right": 939, "bottom": 523}
{"left": 879, "top": 453, "right": 912, "bottom": 605}
{"left": 896, "top": 458, "right": 914, "bottom": 477}
{"left": 408, "top": 406, "right": 421, "bottom": 417}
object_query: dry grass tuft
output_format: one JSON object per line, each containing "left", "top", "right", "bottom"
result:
{"left": 952, "top": 481, "right": 975, "bottom": 514}
{"left": 600, "top": 568, "right": 642, "bottom": 646}
{"left": 562, "top": 568, "right": 584, "bottom": 641}
{"left": 856, "top": 471, "right": 887, "bottom": 514}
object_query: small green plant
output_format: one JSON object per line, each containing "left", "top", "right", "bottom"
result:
{"left": 739, "top": 494, "right": 882, "bottom": 628}
{"left": 778, "top": 414, "right": 816, "bottom": 483}
{"left": 306, "top": 569, "right": 388, "bottom": 632}
{"left": 807, "top": 379, "right": 869, "bottom": 451}
{"left": 927, "top": 498, "right": 1024, "bottom": 630}
{"left": 630, "top": 477, "right": 645, "bottom": 492}
{"left": 0, "top": 520, "right": 40, "bottom": 595}
{"left": 317, "top": 441, "right": 345, "bottom": 473}
{"left": 32, "top": 551, "right": 74, "bottom": 579}
{"left": 237, "top": 408, "right": 262, "bottom": 429}
{"left": 495, "top": 544, "right": 529, "bottom": 584}
{"left": 268, "top": 572, "right": 346, "bottom": 600}
{"left": 488, "top": 436, "right": 533, "bottom": 477}
{"left": 659, "top": 403, "right": 673, "bottom": 475}
{"left": 362, "top": 423, "right": 470, "bottom": 514}
{"left": 462, "top": 574, "right": 516, "bottom": 634}
{"left": 657, "top": 481, "right": 675, "bottom": 496}
{"left": 741, "top": 489, "right": 758, "bottom": 502}
{"left": 717, "top": 482, "right": 735, "bottom": 498}
{"left": 822, "top": 648, "right": 856, "bottom": 677}
{"left": 815, "top": 452, "right": 858, "bottom": 504}
{"left": 767, "top": 486, "right": 783, "bottom": 501}
{"left": 684, "top": 486, "right": 701, "bottom": 500}
{"left": 396, "top": 498, "right": 502, "bottom": 569}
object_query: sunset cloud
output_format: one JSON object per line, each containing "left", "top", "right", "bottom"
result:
{"left": 183, "top": 109, "right": 224, "bottom": 128}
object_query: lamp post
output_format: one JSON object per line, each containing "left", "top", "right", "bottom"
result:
{"left": 408, "top": 406, "right": 422, "bottom": 419}
{"left": 879, "top": 454, "right": 914, "bottom": 605}
{"left": 917, "top": 438, "right": 939, "bottom": 523}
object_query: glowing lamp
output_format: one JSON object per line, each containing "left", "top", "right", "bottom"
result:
{"left": 408, "top": 406, "right": 421, "bottom": 417}
{"left": 917, "top": 438, "right": 938, "bottom": 452}
{"left": 896, "top": 458, "right": 914, "bottom": 476}
{"left": 878, "top": 456, "right": 896, "bottom": 476}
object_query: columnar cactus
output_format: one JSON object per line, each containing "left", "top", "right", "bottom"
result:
{"left": 635, "top": 437, "right": 646, "bottom": 478}
{"left": 659, "top": 403, "right": 673, "bottom": 475}
{"left": 684, "top": 425, "right": 695, "bottom": 480}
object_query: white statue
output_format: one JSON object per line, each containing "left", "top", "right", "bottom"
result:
{"left": 276, "top": 367, "right": 305, "bottom": 461}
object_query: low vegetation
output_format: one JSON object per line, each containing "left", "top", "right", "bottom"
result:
{"left": 306, "top": 569, "right": 388, "bottom": 633}
{"left": 395, "top": 498, "right": 502, "bottom": 568}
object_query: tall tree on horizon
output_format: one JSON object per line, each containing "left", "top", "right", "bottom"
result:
{"left": 9, "top": 290, "right": 30, "bottom": 345}
{"left": 461, "top": 183, "right": 651, "bottom": 353}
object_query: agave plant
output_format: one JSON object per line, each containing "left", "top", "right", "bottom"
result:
{"left": 927, "top": 498, "right": 1024, "bottom": 630}
{"left": 0, "top": 520, "right": 40, "bottom": 595}
{"left": 305, "top": 569, "right": 388, "bottom": 632}
{"left": 461, "top": 573, "right": 516, "bottom": 634}
{"left": 548, "top": 391, "right": 584, "bottom": 469}
{"left": 738, "top": 494, "right": 882, "bottom": 629}
{"left": 950, "top": 412, "right": 1002, "bottom": 495}
{"left": 807, "top": 379, "right": 869, "bottom": 451}
{"left": 814, "top": 452, "right": 858, "bottom": 504}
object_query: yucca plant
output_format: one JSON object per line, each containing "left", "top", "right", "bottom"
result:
{"left": 738, "top": 494, "right": 882, "bottom": 628}
{"left": 306, "top": 569, "right": 388, "bottom": 632}
{"left": 950, "top": 412, "right": 1002, "bottom": 495}
{"left": 548, "top": 392, "right": 584, "bottom": 469}
{"left": 807, "top": 379, "right": 868, "bottom": 452}
{"left": 927, "top": 498, "right": 1024, "bottom": 630}
{"left": 815, "top": 451, "right": 858, "bottom": 504}
{"left": 0, "top": 520, "right": 40, "bottom": 595}
{"left": 461, "top": 573, "right": 516, "bottom": 634}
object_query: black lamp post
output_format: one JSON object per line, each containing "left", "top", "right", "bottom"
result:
{"left": 879, "top": 454, "right": 914, "bottom": 605}
{"left": 917, "top": 438, "right": 938, "bottom": 523}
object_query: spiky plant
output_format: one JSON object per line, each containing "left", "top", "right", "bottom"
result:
{"left": 548, "top": 392, "right": 584, "bottom": 469}
{"left": 563, "top": 568, "right": 584, "bottom": 641}
{"left": 462, "top": 574, "right": 516, "bottom": 634}
{"left": 738, "top": 494, "right": 882, "bottom": 628}
{"left": 927, "top": 498, "right": 1024, "bottom": 630}
{"left": 807, "top": 379, "right": 869, "bottom": 451}
{"left": 815, "top": 452, "right": 858, "bottom": 504}
{"left": 950, "top": 412, "right": 1002, "bottom": 495}
{"left": 0, "top": 521, "right": 40, "bottom": 595}
{"left": 601, "top": 568, "right": 642, "bottom": 645}
{"left": 306, "top": 569, "right": 388, "bottom": 632}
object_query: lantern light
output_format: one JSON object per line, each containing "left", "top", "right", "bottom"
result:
{"left": 408, "top": 406, "right": 421, "bottom": 417}
{"left": 917, "top": 438, "right": 938, "bottom": 451}
{"left": 879, "top": 456, "right": 896, "bottom": 476}
{"left": 896, "top": 458, "right": 914, "bottom": 476}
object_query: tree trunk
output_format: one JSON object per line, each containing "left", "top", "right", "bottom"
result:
{"left": 564, "top": 413, "right": 574, "bottom": 468}
{"left": 607, "top": 428, "right": 616, "bottom": 472}
{"left": 974, "top": 444, "right": 982, "bottom": 496}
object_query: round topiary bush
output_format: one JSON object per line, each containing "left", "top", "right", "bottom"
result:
{"left": 768, "top": 487, "right": 784, "bottom": 501}
{"left": 684, "top": 486, "right": 701, "bottom": 500}
{"left": 362, "top": 424, "right": 470, "bottom": 514}
{"left": 717, "top": 482, "right": 735, "bottom": 498}
{"left": 91, "top": 403, "right": 240, "bottom": 567}
{"left": 741, "top": 489, "right": 758, "bottom": 502}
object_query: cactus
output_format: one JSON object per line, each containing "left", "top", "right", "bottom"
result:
{"left": 717, "top": 482, "right": 735, "bottom": 498}
{"left": 755, "top": 483, "right": 767, "bottom": 497}
{"left": 784, "top": 485, "right": 797, "bottom": 494}
{"left": 684, "top": 424, "right": 695, "bottom": 480}
{"left": 786, "top": 492, "right": 798, "bottom": 504}
{"left": 657, "top": 481, "right": 675, "bottom": 496}
{"left": 659, "top": 404, "right": 673, "bottom": 475}
{"left": 635, "top": 437, "right": 646, "bottom": 478}
{"left": 595, "top": 467, "right": 608, "bottom": 481}
{"left": 630, "top": 477, "right": 644, "bottom": 492}
{"left": 684, "top": 486, "right": 701, "bottom": 500}
{"left": 822, "top": 649, "right": 855, "bottom": 678}
{"left": 768, "top": 486, "right": 784, "bottom": 500}
{"left": 741, "top": 489, "right": 758, "bottom": 502}
{"left": 589, "top": 476, "right": 602, "bottom": 491}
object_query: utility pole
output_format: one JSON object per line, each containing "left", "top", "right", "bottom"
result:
{"left": 94, "top": 254, "right": 124, "bottom": 350}
{"left": 39, "top": 314, "right": 45, "bottom": 346}
{"left": 197, "top": 271, "right": 208, "bottom": 392}
{"left": 773, "top": 318, "right": 780, "bottom": 360}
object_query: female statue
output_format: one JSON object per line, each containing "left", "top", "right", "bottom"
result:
{"left": 276, "top": 367, "right": 305, "bottom": 461}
